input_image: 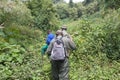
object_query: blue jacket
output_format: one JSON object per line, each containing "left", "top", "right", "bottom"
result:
{"left": 46, "top": 33, "right": 54, "bottom": 45}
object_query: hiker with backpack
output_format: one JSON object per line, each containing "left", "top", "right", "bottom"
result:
{"left": 46, "top": 30, "right": 76, "bottom": 80}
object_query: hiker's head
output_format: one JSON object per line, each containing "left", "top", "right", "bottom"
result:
{"left": 47, "top": 30, "right": 51, "bottom": 34}
{"left": 56, "top": 30, "right": 63, "bottom": 36}
{"left": 61, "top": 25, "right": 67, "bottom": 31}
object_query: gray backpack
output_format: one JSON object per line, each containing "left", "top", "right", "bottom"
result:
{"left": 50, "top": 37, "right": 66, "bottom": 60}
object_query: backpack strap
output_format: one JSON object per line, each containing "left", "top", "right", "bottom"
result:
{"left": 60, "top": 37, "right": 67, "bottom": 58}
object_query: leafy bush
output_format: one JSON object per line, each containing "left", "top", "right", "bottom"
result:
{"left": 67, "top": 8, "right": 120, "bottom": 60}
{"left": 28, "top": 0, "right": 59, "bottom": 31}
{"left": 104, "top": 0, "right": 120, "bottom": 9}
{"left": 0, "top": 25, "right": 45, "bottom": 79}
{"left": 103, "top": 9, "right": 120, "bottom": 60}
{"left": 0, "top": 0, "right": 33, "bottom": 26}
{"left": 3, "top": 24, "right": 42, "bottom": 50}
{"left": 55, "top": 3, "right": 69, "bottom": 19}
{"left": 65, "top": 14, "right": 120, "bottom": 79}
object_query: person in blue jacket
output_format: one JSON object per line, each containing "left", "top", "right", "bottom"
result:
{"left": 41, "top": 30, "right": 54, "bottom": 55}
{"left": 46, "top": 30, "right": 55, "bottom": 45}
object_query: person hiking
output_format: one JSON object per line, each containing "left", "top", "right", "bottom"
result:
{"left": 61, "top": 25, "right": 72, "bottom": 41}
{"left": 46, "top": 30, "right": 55, "bottom": 45}
{"left": 41, "top": 30, "right": 55, "bottom": 55}
{"left": 46, "top": 30, "right": 76, "bottom": 80}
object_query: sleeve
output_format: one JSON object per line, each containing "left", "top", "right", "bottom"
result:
{"left": 46, "top": 38, "right": 50, "bottom": 45}
{"left": 68, "top": 39, "right": 76, "bottom": 50}
{"left": 46, "top": 40, "right": 54, "bottom": 55}
{"left": 46, "top": 36, "right": 50, "bottom": 45}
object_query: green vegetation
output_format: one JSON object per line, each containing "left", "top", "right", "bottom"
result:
{"left": 0, "top": 0, "right": 120, "bottom": 80}
{"left": 27, "top": 0, "right": 59, "bottom": 31}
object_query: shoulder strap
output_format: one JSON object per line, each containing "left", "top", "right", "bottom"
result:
{"left": 60, "top": 37, "right": 67, "bottom": 58}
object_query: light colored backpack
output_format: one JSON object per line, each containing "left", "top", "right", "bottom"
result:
{"left": 50, "top": 37, "right": 66, "bottom": 60}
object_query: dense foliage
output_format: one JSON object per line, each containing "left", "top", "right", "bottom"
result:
{"left": 55, "top": 0, "right": 99, "bottom": 20}
{"left": 0, "top": 0, "right": 120, "bottom": 80}
{"left": 104, "top": 0, "right": 120, "bottom": 9}
{"left": 0, "top": 0, "right": 32, "bottom": 26}
{"left": 67, "top": 9, "right": 120, "bottom": 60}
{"left": 27, "top": 0, "right": 59, "bottom": 31}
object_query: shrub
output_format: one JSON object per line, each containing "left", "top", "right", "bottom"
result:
{"left": 0, "top": 0, "right": 33, "bottom": 26}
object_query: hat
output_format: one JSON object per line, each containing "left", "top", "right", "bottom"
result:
{"left": 62, "top": 25, "right": 67, "bottom": 28}
{"left": 56, "top": 30, "right": 63, "bottom": 35}
{"left": 61, "top": 25, "right": 67, "bottom": 30}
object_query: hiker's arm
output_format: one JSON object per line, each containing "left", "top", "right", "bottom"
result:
{"left": 68, "top": 34, "right": 73, "bottom": 41}
{"left": 46, "top": 41, "right": 53, "bottom": 56}
{"left": 68, "top": 39, "right": 76, "bottom": 50}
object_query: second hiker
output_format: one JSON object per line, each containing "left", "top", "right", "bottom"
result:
{"left": 46, "top": 30, "right": 76, "bottom": 80}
